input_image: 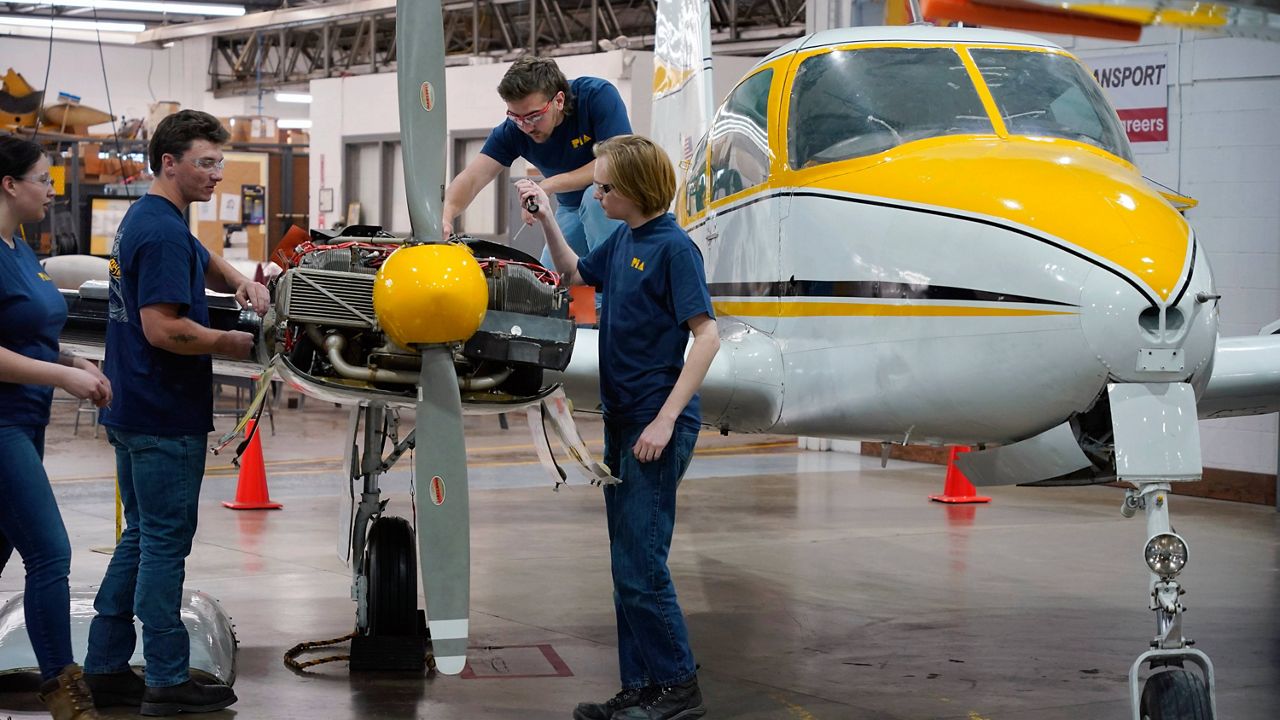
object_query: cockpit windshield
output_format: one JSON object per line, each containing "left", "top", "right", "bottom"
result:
{"left": 969, "top": 49, "right": 1133, "bottom": 162}
{"left": 788, "top": 47, "right": 993, "bottom": 169}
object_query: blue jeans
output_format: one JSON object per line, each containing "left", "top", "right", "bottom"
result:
{"left": 602, "top": 421, "right": 700, "bottom": 689}
{"left": 0, "top": 424, "right": 74, "bottom": 681}
{"left": 84, "top": 429, "right": 207, "bottom": 687}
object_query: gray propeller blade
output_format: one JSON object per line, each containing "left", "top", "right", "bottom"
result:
{"left": 398, "top": 0, "right": 472, "bottom": 676}
{"left": 414, "top": 347, "right": 471, "bottom": 675}
{"left": 398, "top": 0, "right": 446, "bottom": 242}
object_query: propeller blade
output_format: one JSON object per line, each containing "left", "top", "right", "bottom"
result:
{"left": 397, "top": 0, "right": 447, "bottom": 242}
{"left": 414, "top": 347, "right": 471, "bottom": 674}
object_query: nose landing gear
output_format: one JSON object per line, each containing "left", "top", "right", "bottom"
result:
{"left": 1123, "top": 484, "right": 1215, "bottom": 720}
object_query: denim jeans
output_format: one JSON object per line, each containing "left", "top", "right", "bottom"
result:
{"left": 0, "top": 424, "right": 74, "bottom": 681}
{"left": 84, "top": 428, "right": 207, "bottom": 688}
{"left": 602, "top": 421, "right": 700, "bottom": 689}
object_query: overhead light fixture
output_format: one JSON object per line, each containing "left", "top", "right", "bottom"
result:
{"left": 14, "top": 1, "right": 246, "bottom": 17}
{"left": 278, "top": 119, "right": 312, "bottom": 130}
{"left": 274, "top": 92, "right": 312, "bottom": 104}
{"left": 0, "top": 15, "right": 146, "bottom": 32}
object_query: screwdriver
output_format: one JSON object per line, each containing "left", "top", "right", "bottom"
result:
{"left": 512, "top": 195, "right": 541, "bottom": 244}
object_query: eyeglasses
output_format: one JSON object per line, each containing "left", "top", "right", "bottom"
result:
{"left": 189, "top": 157, "right": 225, "bottom": 171}
{"left": 596, "top": 182, "right": 613, "bottom": 195}
{"left": 505, "top": 92, "right": 560, "bottom": 128}
{"left": 19, "top": 175, "right": 54, "bottom": 187}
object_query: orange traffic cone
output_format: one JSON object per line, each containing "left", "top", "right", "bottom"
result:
{"left": 223, "top": 419, "right": 282, "bottom": 510}
{"left": 929, "top": 446, "right": 991, "bottom": 504}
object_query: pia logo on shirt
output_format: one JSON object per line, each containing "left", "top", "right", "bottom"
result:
{"left": 570, "top": 133, "right": 592, "bottom": 149}
{"left": 37, "top": 271, "right": 52, "bottom": 282}
{"left": 108, "top": 258, "right": 121, "bottom": 279}
{"left": 630, "top": 257, "right": 645, "bottom": 272}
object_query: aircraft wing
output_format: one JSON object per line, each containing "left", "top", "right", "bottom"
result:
{"left": 915, "top": 0, "right": 1280, "bottom": 42}
{"left": 1197, "top": 331, "right": 1280, "bottom": 418}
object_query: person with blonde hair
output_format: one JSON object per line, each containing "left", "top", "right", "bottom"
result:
{"left": 517, "top": 134, "right": 719, "bottom": 720}
{"left": 0, "top": 136, "right": 108, "bottom": 719}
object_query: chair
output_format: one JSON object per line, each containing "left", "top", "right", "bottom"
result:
{"left": 73, "top": 398, "right": 101, "bottom": 438}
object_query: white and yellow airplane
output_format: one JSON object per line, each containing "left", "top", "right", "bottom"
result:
{"left": 16, "top": 0, "right": 1280, "bottom": 716}
{"left": 555, "top": 1, "right": 1280, "bottom": 716}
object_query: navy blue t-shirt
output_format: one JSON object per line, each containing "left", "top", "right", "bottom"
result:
{"left": 577, "top": 213, "right": 714, "bottom": 431}
{"left": 0, "top": 237, "right": 66, "bottom": 427}
{"left": 480, "top": 76, "right": 632, "bottom": 208}
{"left": 100, "top": 194, "right": 214, "bottom": 436}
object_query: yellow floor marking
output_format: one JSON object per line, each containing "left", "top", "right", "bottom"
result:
{"left": 769, "top": 693, "right": 818, "bottom": 719}
{"left": 52, "top": 440, "right": 802, "bottom": 482}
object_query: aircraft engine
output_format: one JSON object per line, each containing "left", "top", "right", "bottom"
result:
{"left": 268, "top": 227, "right": 574, "bottom": 406}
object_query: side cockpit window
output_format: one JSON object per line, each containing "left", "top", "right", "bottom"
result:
{"left": 710, "top": 68, "right": 774, "bottom": 201}
{"left": 788, "top": 47, "right": 992, "bottom": 169}
{"left": 685, "top": 131, "right": 710, "bottom": 216}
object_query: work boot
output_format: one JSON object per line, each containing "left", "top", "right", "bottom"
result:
{"left": 573, "top": 686, "right": 647, "bottom": 720}
{"left": 84, "top": 668, "right": 145, "bottom": 708}
{"left": 612, "top": 676, "right": 705, "bottom": 720}
{"left": 37, "top": 663, "right": 101, "bottom": 720}
{"left": 139, "top": 679, "right": 237, "bottom": 716}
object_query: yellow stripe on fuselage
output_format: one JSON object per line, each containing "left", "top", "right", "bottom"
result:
{"left": 712, "top": 300, "right": 1078, "bottom": 318}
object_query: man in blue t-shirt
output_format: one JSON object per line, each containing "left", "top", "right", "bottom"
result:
{"left": 517, "top": 135, "right": 719, "bottom": 720}
{"left": 83, "top": 110, "right": 267, "bottom": 716}
{"left": 441, "top": 56, "right": 630, "bottom": 267}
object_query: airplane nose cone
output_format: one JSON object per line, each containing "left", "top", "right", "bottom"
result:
{"left": 1079, "top": 248, "right": 1217, "bottom": 385}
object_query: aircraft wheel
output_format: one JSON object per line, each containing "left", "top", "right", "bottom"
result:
{"left": 1140, "top": 668, "right": 1213, "bottom": 720}
{"left": 364, "top": 515, "right": 418, "bottom": 636}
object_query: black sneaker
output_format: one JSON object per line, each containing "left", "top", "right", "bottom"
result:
{"left": 84, "top": 669, "right": 145, "bottom": 708}
{"left": 612, "top": 676, "right": 705, "bottom": 720}
{"left": 573, "top": 686, "right": 647, "bottom": 720}
{"left": 139, "top": 679, "right": 237, "bottom": 716}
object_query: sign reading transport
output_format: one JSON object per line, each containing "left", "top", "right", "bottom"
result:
{"left": 1088, "top": 51, "right": 1171, "bottom": 148}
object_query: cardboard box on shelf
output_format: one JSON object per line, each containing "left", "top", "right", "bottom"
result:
{"left": 67, "top": 142, "right": 143, "bottom": 181}
{"left": 145, "top": 101, "right": 179, "bottom": 137}
{"left": 284, "top": 129, "right": 309, "bottom": 145}
{"left": 227, "top": 115, "right": 279, "bottom": 144}
{"left": 75, "top": 142, "right": 103, "bottom": 175}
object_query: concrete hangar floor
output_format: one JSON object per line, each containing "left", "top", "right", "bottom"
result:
{"left": 0, "top": 395, "right": 1276, "bottom": 720}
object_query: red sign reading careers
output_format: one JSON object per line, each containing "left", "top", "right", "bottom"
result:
{"left": 1087, "top": 51, "right": 1170, "bottom": 148}
{"left": 1116, "top": 107, "right": 1168, "bottom": 143}
{"left": 430, "top": 475, "right": 446, "bottom": 505}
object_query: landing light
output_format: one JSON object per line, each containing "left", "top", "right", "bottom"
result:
{"left": 1144, "top": 533, "right": 1188, "bottom": 579}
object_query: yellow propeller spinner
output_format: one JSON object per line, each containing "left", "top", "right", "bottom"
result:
{"left": 373, "top": 243, "right": 489, "bottom": 348}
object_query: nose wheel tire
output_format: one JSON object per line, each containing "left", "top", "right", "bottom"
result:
{"left": 1140, "top": 668, "right": 1213, "bottom": 720}
{"left": 364, "top": 515, "right": 419, "bottom": 637}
